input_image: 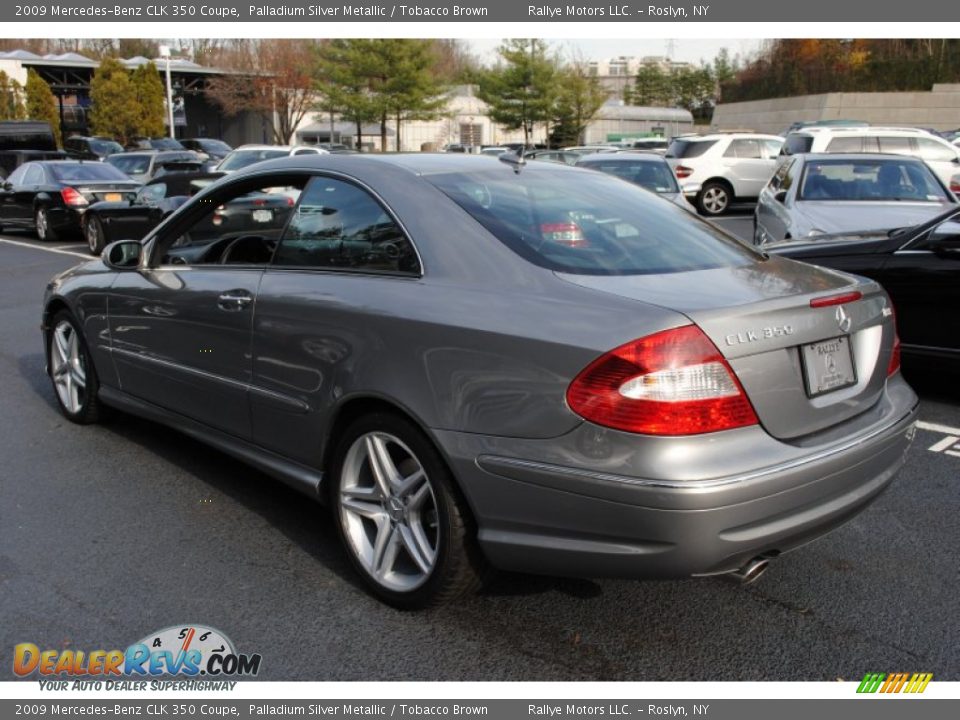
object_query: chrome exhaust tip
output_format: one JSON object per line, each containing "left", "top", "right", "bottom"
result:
{"left": 725, "top": 556, "right": 771, "bottom": 585}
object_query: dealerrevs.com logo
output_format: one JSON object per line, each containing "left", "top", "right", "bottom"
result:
{"left": 857, "top": 672, "right": 933, "bottom": 694}
{"left": 13, "top": 625, "right": 261, "bottom": 688}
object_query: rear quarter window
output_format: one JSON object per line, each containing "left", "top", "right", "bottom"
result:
{"left": 666, "top": 139, "right": 718, "bottom": 159}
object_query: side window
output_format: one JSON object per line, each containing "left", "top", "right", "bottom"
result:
{"left": 916, "top": 137, "right": 957, "bottom": 163}
{"left": 879, "top": 136, "right": 912, "bottom": 154}
{"left": 273, "top": 176, "right": 420, "bottom": 275}
{"left": 825, "top": 136, "right": 863, "bottom": 152}
{"left": 762, "top": 139, "right": 783, "bottom": 158}
{"left": 7, "top": 165, "right": 29, "bottom": 185}
{"left": 723, "top": 139, "right": 762, "bottom": 159}
{"left": 23, "top": 165, "right": 44, "bottom": 184}
{"left": 159, "top": 177, "right": 306, "bottom": 267}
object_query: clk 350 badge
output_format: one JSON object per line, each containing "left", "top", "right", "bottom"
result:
{"left": 725, "top": 325, "right": 795, "bottom": 346}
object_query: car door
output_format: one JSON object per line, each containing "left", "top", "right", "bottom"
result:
{"left": 5, "top": 164, "right": 45, "bottom": 226}
{"left": 250, "top": 175, "right": 423, "bottom": 466}
{"left": 106, "top": 174, "right": 298, "bottom": 439}
{"left": 722, "top": 138, "right": 775, "bottom": 198}
{"left": 0, "top": 164, "right": 30, "bottom": 224}
{"left": 756, "top": 158, "right": 797, "bottom": 243}
{"left": 874, "top": 217, "right": 960, "bottom": 358}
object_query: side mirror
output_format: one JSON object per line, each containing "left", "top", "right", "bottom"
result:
{"left": 103, "top": 240, "right": 143, "bottom": 270}
{"left": 774, "top": 190, "right": 788, "bottom": 204}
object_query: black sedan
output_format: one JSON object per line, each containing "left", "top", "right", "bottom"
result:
{"left": 768, "top": 205, "right": 960, "bottom": 365}
{"left": 81, "top": 172, "right": 224, "bottom": 255}
{"left": 0, "top": 161, "right": 140, "bottom": 241}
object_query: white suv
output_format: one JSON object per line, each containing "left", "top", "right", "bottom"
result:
{"left": 782, "top": 126, "right": 960, "bottom": 188}
{"left": 665, "top": 133, "right": 784, "bottom": 215}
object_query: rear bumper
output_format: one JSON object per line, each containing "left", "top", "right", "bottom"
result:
{"left": 434, "top": 375, "right": 918, "bottom": 578}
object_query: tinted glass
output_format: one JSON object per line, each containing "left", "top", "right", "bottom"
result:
{"left": 107, "top": 155, "right": 153, "bottom": 175}
{"left": 878, "top": 136, "right": 912, "bottom": 154}
{"left": 137, "top": 183, "right": 167, "bottom": 204}
{"left": 49, "top": 163, "right": 135, "bottom": 182}
{"left": 665, "top": 139, "right": 717, "bottom": 158}
{"left": 89, "top": 139, "right": 123, "bottom": 155}
{"left": 218, "top": 149, "right": 290, "bottom": 171}
{"left": 273, "top": 176, "right": 419, "bottom": 274}
{"left": 825, "top": 136, "right": 864, "bottom": 152}
{"left": 149, "top": 138, "right": 186, "bottom": 151}
{"left": 798, "top": 159, "right": 949, "bottom": 202}
{"left": 784, "top": 134, "right": 813, "bottom": 155}
{"left": 427, "top": 167, "right": 758, "bottom": 276}
{"left": 198, "top": 139, "right": 231, "bottom": 153}
{"left": 579, "top": 159, "right": 680, "bottom": 194}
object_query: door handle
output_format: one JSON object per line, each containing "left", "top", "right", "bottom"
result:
{"left": 217, "top": 290, "right": 252, "bottom": 311}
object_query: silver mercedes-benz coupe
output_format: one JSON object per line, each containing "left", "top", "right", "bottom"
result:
{"left": 43, "top": 153, "right": 918, "bottom": 608}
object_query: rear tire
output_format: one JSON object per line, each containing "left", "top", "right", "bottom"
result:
{"left": 85, "top": 216, "right": 106, "bottom": 255}
{"left": 697, "top": 181, "right": 732, "bottom": 216}
{"left": 47, "top": 310, "right": 103, "bottom": 424}
{"left": 329, "top": 412, "right": 485, "bottom": 609}
{"left": 35, "top": 206, "right": 59, "bottom": 242}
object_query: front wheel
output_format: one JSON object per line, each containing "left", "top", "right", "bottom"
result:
{"left": 47, "top": 311, "right": 103, "bottom": 424}
{"left": 697, "top": 182, "right": 732, "bottom": 216}
{"left": 85, "top": 216, "right": 106, "bottom": 255}
{"left": 330, "top": 412, "right": 485, "bottom": 609}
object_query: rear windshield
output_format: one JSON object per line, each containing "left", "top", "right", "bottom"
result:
{"left": 798, "top": 159, "right": 950, "bottom": 202}
{"left": 665, "top": 139, "right": 717, "bottom": 159}
{"left": 783, "top": 134, "right": 814, "bottom": 155}
{"left": 149, "top": 138, "right": 186, "bottom": 151}
{"left": 107, "top": 155, "right": 152, "bottom": 175}
{"left": 89, "top": 139, "right": 123, "bottom": 155}
{"left": 49, "top": 163, "right": 131, "bottom": 182}
{"left": 197, "top": 139, "right": 231, "bottom": 153}
{"left": 218, "top": 148, "right": 289, "bottom": 171}
{"left": 426, "top": 167, "right": 758, "bottom": 276}
{"left": 579, "top": 159, "right": 680, "bottom": 194}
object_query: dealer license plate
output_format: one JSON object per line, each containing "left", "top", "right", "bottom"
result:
{"left": 801, "top": 335, "right": 857, "bottom": 397}
{"left": 252, "top": 209, "right": 273, "bottom": 223}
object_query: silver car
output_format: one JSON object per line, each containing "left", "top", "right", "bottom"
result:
{"left": 755, "top": 153, "right": 957, "bottom": 245}
{"left": 575, "top": 153, "right": 697, "bottom": 208}
{"left": 42, "top": 154, "right": 917, "bottom": 609}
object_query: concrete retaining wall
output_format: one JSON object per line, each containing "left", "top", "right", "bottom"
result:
{"left": 712, "top": 85, "right": 960, "bottom": 134}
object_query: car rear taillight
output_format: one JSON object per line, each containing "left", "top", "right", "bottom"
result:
{"left": 951, "top": 179, "right": 960, "bottom": 195}
{"left": 566, "top": 325, "right": 759, "bottom": 436}
{"left": 675, "top": 165, "right": 693, "bottom": 179}
{"left": 887, "top": 304, "right": 901, "bottom": 377}
{"left": 540, "top": 222, "right": 589, "bottom": 247}
{"left": 61, "top": 187, "right": 88, "bottom": 208}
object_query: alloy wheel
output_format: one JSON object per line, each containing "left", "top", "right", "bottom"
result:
{"left": 701, "top": 185, "right": 730, "bottom": 215}
{"left": 338, "top": 431, "right": 440, "bottom": 593}
{"left": 49, "top": 319, "right": 87, "bottom": 414}
{"left": 86, "top": 219, "right": 102, "bottom": 254}
{"left": 36, "top": 208, "right": 49, "bottom": 241}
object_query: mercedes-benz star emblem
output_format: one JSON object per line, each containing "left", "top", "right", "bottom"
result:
{"left": 836, "top": 305, "right": 852, "bottom": 333}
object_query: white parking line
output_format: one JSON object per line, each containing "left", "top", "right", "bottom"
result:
{"left": 916, "top": 420, "right": 960, "bottom": 436}
{"left": 0, "top": 237, "right": 89, "bottom": 259}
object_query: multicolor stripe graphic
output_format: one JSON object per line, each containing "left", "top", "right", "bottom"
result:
{"left": 857, "top": 672, "right": 933, "bottom": 694}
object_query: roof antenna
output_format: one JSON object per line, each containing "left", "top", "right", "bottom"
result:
{"left": 498, "top": 147, "right": 526, "bottom": 174}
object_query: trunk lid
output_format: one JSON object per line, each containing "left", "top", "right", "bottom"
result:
{"left": 72, "top": 181, "right": 141, "bottom": 204}
{"left": 556, "top": 255, "right": 896, "bottom": 440}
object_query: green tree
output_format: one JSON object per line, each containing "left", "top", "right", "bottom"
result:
{"left": 315, "top": 40, "right": 379, "bottom": 151}
{"left": 550, "top": 62, "right": 608, "bottom": 147}
{"left": 25, "top": 69, "right": 62, "bottom": 146}
{"left": 630, "top": 64, "right": 672, "bottom": 106}
{"left": 0, "top": 70, "right": 25, "bottom": 120}
{"left": 377, "top": 39, "right": 448, "bottom": 151}
{"left": 672, "top": 66, "right": 716, "bottom": 119}
{"left": 89, "top": 57, "right": 141, "bottom": 144}
{"left": 476, "top": 39, "right": 557, "bottom": 147}
{"left": 130, "top": 62, "right": 166, "bottom": 138}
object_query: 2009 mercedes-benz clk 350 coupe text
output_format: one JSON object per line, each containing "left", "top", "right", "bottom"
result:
{"left": 43, "top": 154, "right": 918, "bottom": 608}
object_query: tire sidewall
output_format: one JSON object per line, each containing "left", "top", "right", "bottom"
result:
{"left": 328, "top": 412, "right": 460, "bottom": 609}
{"left": 698, "top": 182, "right": 731, "bottom": 216}
{"left": 86, "top": 216, "right": 104, "bottom": 255}
{"left": 47, "top": 310, "right": 100, "bottom": 423}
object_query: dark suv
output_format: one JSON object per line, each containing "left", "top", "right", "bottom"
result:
{"left": 64, "top": 136, "right": 124, "bottom": 161}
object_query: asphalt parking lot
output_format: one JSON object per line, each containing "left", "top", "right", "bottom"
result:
{"left": 1, "top": 223, "right": 958, "bottom": 681}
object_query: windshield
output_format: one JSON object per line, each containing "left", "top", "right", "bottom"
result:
{"left": 798, "top": 159, "right": 950, "bottom": 202}
{"left": 50, "top": 163, "right": 132, "bottom": 183}
{"left": 107, "top": 155, "right": 152, "bottom": 175}
{"left": 150, "top": 138, "right": 185, "bottom": 150}
{"left": 579, "top": 159, "right": 680, "bottom": 194}
{"left": 89, "top": 140, "right": 123, "bottom": 156}
{"left": 426, "top": 167, "right": 757, "bottom": 276}
{"left": 198, "top": 139, "right": 231, "bottom": 153}
{"left": 218, "top": 148, "right": 289, "bottom": 171}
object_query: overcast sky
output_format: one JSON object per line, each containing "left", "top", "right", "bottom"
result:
{"left": 467, "top": 39, "right": 763, "bottom": 65}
